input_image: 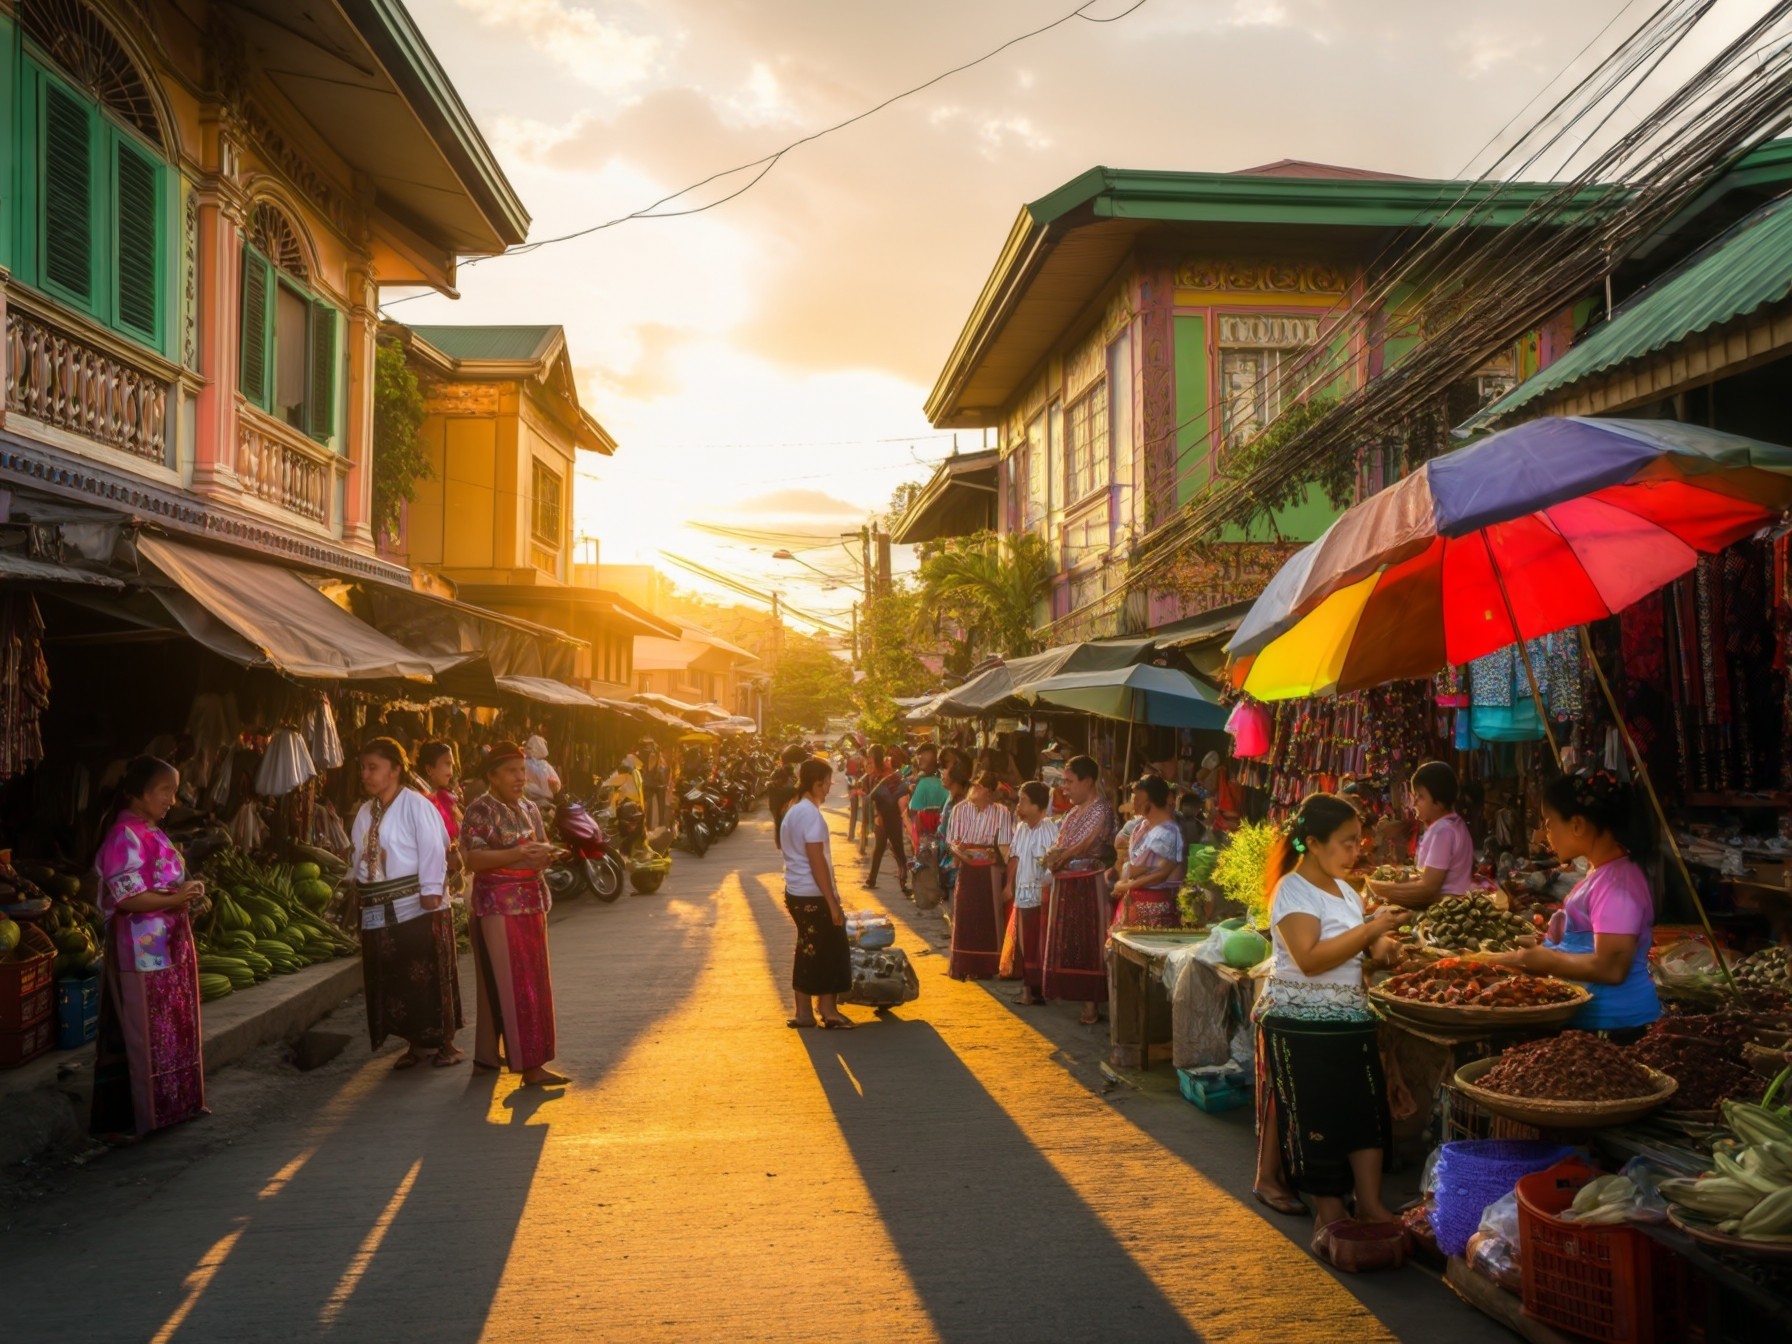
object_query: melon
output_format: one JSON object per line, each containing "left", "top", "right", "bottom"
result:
{"left": 292, "top": 862, "right": 322, "bottom": 882}
{"left": 0, "top": 917, "right": 18, "bottom": 954}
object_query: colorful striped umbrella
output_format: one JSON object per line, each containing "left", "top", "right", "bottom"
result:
{"left": 1228, "top": 417, "right": 1792, "bottom": 701}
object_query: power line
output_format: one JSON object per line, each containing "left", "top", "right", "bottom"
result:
{"left": 383, "top": 0, "right": 1151, "bottom": 310}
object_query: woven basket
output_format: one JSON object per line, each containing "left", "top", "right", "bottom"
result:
{"left": 1369, "top": 981, "right": 1589, "bottom": 1031}
{"left": 1453, "top": 1056, "right": 1677, "bottom": 1128}
{"left": 1430, "top": 1139, "right": 1576, "bottom": 1256}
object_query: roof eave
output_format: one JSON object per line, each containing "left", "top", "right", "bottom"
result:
{"left": 337, "top": 0, "right": 531, "bottom": 251}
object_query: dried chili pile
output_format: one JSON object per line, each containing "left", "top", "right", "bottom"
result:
{"left": 1629, "top": 1032, "right": 1766, "bottom": 1110}
{"left": 1478, "top": 1031, "right": 1659, "bottom": 1101}
{"left": 1646, "top": 1011, "right": 1792, "bottom": 1059}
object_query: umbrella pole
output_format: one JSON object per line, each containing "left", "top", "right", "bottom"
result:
{"left": 1486, "top": 539, "right": 1562, "bottom": 767}
{"left": 1577, "top": 626, "right": 1742, "bottom": 1000}
{"left": 1123, "top": 715, "right": 1136, "bottom": 789}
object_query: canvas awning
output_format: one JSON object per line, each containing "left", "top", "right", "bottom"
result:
{"left": 935, "top": 638, "right": 1157, "bottom": 717}
{"left": 0, "top": 550, "right": 123, "bottom": 588}
{"left": 135, "top": 535, "right": 435, "bottom": 682}
{"left": 890, "top": 449, "right": 999, "bottom": 544}
{"left": 324, "top": 579, "right": 583, "bottom": 681}
{"left": 495, "top": 675, "right": 598, "bottom": 708}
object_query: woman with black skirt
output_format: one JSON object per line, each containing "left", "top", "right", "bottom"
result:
{"left": 780, "top": 757, "right": 854, "bottom": 1030}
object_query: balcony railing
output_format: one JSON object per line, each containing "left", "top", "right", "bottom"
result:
{"left": 236, "top": 409, "right": 334, "bottom": 525}
{"left": 6, "top": 306, "right": 169, "bottom": 467}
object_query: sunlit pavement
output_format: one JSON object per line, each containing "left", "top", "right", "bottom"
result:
{"left": 3, "top": 788, "right": 1510, "bottom": 1343}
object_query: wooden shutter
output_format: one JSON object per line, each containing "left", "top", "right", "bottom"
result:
{"left": 238, "top": 244, "right": 272, "bottom": 404}
{"left": 114, "top": 137, "right": 160, "bottom": 340}
{"left": 306, "top": 300, "right": 337, "bottom": 441}
{"left": 43, "top": 81, "right": 94, "bottom": 302}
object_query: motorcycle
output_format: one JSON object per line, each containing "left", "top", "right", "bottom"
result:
{"left": 679, "top": 783, "right": 716, "bottom": 856}
{"left": 544, "top": 793, "right": 624, "bottom": 902}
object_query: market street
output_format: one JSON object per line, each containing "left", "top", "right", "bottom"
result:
{"left": 2, "top": 789, "right": 1506, "bottom": 1344}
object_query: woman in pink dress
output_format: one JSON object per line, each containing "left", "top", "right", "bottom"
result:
{"left": 418, "top": 741, "right": 465, "bottom": 899}
{"left": 462, "top": 741, "right": 567, "bottom": 1086}
{"left": 91, "top": 756, "right": 207, "bottom": 1137}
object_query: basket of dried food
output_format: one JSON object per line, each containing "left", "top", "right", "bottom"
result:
{"left": 1410, "top": 893, "right": 1540, "bottom": 956}
{"left": 1454, "top": 1032, "right": 1677, "bottom": 1128}
{"left": 1632, "top": 1013, "right": 1780, "bottom": 1119}
{"left": 1370, "top": 959, "right": 1589, "bottom": 1029}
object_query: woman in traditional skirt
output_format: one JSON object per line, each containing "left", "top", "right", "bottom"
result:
{"left": 351, "top": 738, "right": 464, "bottom": 1070}
{"left": 1110, "top": 775, "right": 1185, "bottom": 929}
{"left": 90, "top": 756, "right": 207, "bottom": 1137}
{"left": 1255, "top": 793, "right": 1407, "bottom": 1256}
{"left": 1005, "top": 781, "right": 1058, "bottom": 1005}
{"left": 461, "top": 742, "right": 567, "bottom": 1086}
{"left": 780, "top": 756, "right": 854, "bottom": 1029}
{"left": 1042, "top": 754, "right": 1117, "bottom": 1025}
{"left": 946, "top": 771, "right": 1013, "bottom": 980}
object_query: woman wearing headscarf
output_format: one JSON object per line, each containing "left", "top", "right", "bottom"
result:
{"left": 90, "top": 755, "right": 208, "bottom": 1136}
{"left": 1042, "top": 754, "right": 1118, "bottom": 1025}
{"left": 523, "top": 734, "right": 561, "bottom": 808}
{"left": 350, "top": 738, "right": 463, "bottom": 1070}
{"left": 462, "top": 742, "right": 567, "bottom": 1085}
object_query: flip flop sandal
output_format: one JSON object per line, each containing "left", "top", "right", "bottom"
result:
{"left": 391, "top": 1050, "right": 424, "bottom": 1072}
{"left": 432, "top": 1050, "right": 466, "bottom": 1068}
{"left": 1253, "top": 1187, "right": 1310, "bottom": 1218}
{"left": 820, "top": 1017, "right": 855, "bottom": 1030}
{"left": 786, "top": 1018, "right": 818, "bottom": 1029}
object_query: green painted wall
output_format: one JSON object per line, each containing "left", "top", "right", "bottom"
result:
{"left": 1173, "top": 314, "right": 1208, "bottom": 509}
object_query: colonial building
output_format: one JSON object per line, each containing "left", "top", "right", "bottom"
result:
{"left": 383, "top": 322, "right": 674, "bottom": 699}
{"left": 0, "top": 0, "right": 527, "bottom": 579}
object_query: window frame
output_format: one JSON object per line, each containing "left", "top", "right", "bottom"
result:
{"left": 20, "top": 54, "right": 171, "bottom": 355}
{"left": 1064, "top": 379, "right": 1110, "bottom": 508}
{"left": 238, "top": 239, "right": 342, "bottom": 447}
{"left": 530, "top": 458, "right": 565, "bottom": 550}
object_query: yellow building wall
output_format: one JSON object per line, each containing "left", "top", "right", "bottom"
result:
{"left": 442, "top": 417, "right": 499, "bottom": 571}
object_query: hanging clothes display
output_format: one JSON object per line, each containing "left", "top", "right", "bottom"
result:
{"left": 0, "top": 591, "right": 50, "bottom": 780}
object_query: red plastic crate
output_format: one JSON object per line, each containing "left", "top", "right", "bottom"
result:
{"left": 0, "top": 980, "right": 52, "bottom": 1032}
{"left": 0, "top": 923, "right": 55, "bottom": 1022}
{"left": 1517, "top": 1159, "right": 1684, "bottom": 1344}
{"left": 0, "top": 1016, "right": 53, "bottom": 1068}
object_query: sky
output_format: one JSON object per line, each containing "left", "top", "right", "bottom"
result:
{"left": 383, "top": 0, "right": 1741, "bottom": 626}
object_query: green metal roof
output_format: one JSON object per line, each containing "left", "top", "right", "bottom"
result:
{"left": 408, "top": 325, "right": 560, "bottom": 363}
{"left": 1467, "top": 195, "right": 1792, "bottom": 428}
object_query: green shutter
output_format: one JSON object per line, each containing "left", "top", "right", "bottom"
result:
{"left": 114, "top": 137, "right": 159, "bottom": 340}
{"left": 42, "top": 80, "right": 94, "bottom": 303}
{"left": 238, "top": 244, "right": 272, "bottom": 405}
{"left": 307, "top": 300, "right": 337, "bottom": 442}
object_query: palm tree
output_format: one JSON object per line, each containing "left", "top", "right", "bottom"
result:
{"left": 917, "top": 531, "right": 1055, "bottom": 661}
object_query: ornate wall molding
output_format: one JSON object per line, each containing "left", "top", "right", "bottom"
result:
{"left": 181, "top": 188, "right": 199, "bottom": 370}
{"left": 423, "top": 380, "right": 503, "bottom": 416}
{"left": 239, "top": 98, "right": 356, "bottom": 237}
{"left": 1174, "top": 259, "right": 1349, "bottom": 294}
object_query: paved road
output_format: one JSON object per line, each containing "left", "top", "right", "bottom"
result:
{"left": 2, "top": 789, "right": 1510, "bottom": 1343}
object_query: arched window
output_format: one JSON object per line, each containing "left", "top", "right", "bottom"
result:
{"left": 17, "top": 0, "right": 169, "bottom": 350}
{"left": 239, "top": 201, "right": 339, "bottom": 445}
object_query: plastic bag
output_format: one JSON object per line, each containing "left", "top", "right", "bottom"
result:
{"left": 1229, "top": 1021, "right": 1255, "bottom": 1070}
{"left": 1559, "top": 1160, "right": 1669, "bottom": 1224}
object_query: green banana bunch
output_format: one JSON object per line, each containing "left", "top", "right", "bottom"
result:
{"left": 198, "top": 972, "right": 234, "bottom": 1002}
{"left": 1723, "top": 1100, "right": 1792, "bottom": 1147}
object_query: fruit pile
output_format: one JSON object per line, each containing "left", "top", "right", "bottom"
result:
{"left": 1735, "top": 946, "right": 1791, "bottom": 998}
{"left": 1477, "top": 1031, "right": 1661, "bottom": 1101}
{"left": 195, "top": 850, "right": 357, "bottom": 1003}
{"left": 1659, "top": 1096, "right": 1792, "bottom": 1242}
{"left": 1414, "top": 893, "right": 1538, "bottom": 954}
{"left": 2, "top": 858, "right": 104, "bottom": 976}
{"left": 1378, "top": 958, "right": 1580, "bottom": 1008}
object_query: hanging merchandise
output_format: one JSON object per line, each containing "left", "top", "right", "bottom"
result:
{"left": 0, "top": 591, "right": 50, "bottom": 780}
{"left": 229, "top": 799, "right": 268, "bottom": 850}
{"left": 254, "top": 726, "right": 317, "bottom": 797}
{"left": 303, "top": 696, "right": 345, "bottom": 770}
{"left": 210, "top": 749, "right": 235, "bottom": 811}
{"left": 312, "top": 798, "right": 351, "bottom": 853}
{"left": 1225, "top": 698, "right": 1273, "bottom": 758}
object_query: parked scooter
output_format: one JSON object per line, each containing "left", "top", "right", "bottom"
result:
{"left": 679, "top": 782, "right": 716, "bottom": 856}
{"left": 544, "top": 792, "right": 624, "bottom": 902}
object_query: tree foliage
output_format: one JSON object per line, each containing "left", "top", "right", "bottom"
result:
{"left": 765, "top": 632, "right": 854, "bottom": 737}
{"left": 916, "top": 530, "right": 1055, "bottom": 663}
{"left": 854, "top": 583, "right": 933, "bottom": 743}
{"left": 373, "top": 337, "right": 432, "bottom": 542}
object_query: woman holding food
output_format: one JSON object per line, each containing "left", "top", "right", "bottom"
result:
{"left": 91, "top": 755, "right": 208, "bottom": 1137}
{"left": 1256, "top": 793, "right": 1407, "bottom": 1252}
{"left": 1367, "top": 760, "right": 1471, "bottom": 910}
{"left": 1486, "top": 771, "right": 1659, "bottom": 1038}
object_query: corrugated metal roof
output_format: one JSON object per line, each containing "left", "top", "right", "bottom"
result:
{"left": 1469, "top": 196, "right": 1792, "bottom": 427}
{"left": 408, "top": 325, "right": 559, "bottom": 363}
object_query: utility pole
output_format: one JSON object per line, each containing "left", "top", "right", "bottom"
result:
{"left": 876, "top": 526, "right": 892, "bottom": 598}
{"left": 851, "top": 602, "right": 860, "bottom": 667}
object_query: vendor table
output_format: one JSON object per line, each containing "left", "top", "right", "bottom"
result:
{"left": 1107, "top": 931, "right": 1255, "bottom": 1071}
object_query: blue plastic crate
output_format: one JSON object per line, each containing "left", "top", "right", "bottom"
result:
{"left": 56, "top": 972, "right": 100, "bottom": 1050}
{"left": 1177, "top": 1068, "right": 1252, "bottom": 1113}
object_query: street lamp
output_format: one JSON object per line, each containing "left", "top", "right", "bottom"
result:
{"left": 771, "top": 549, "right": 844, "bottom": 588}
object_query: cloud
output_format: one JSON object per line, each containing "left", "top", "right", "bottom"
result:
{"left": 449, "top": 0, "right": 665, "bottom": 92}
{"left": 719, "top": 489, "right": 867, "bottom": 520}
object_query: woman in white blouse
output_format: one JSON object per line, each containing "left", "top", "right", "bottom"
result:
{"left": 1110, "top": 775, "right": 1185, "bottom": 928}
{"left": 1005, "top": 781, "right": 1058, "bottom": 1004}
{"left": 351, "top": 738, "right": 464, "bottom": 1070}
{"left": 1254, "top": 792, "right": 1406, "bottom": 1254}
{"left": 945, "top": 771, "right": 1014, "bottom": 980}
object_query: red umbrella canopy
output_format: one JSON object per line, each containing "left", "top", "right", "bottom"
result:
{"left": 1229, "top": 418, "right": 1792, "bottom": 700}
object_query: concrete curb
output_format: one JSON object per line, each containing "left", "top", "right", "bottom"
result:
{"left": 0, "top": 954, "right": 366, "bottom": 1168}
